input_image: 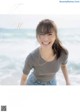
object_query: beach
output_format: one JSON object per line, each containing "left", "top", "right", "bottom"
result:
{"left": 0, "top": 28, "right": 80, "bottom": 85}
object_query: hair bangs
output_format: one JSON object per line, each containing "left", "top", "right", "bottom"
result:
{"left": 36, "top": 20, "right": 55, "bottom": 35}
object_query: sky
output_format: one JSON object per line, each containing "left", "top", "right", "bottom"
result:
{"left": 0, "top": 0, "right": 80, "bottom": 29}
{"left": 0, "top": 15, "right": 80, "bottom": 29}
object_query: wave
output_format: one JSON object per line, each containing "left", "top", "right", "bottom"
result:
{"left": 0, "top": 28, "right": 35, "bottom": 39}
{"left": 68, "top": 62, "right": 80, "bottom": 75}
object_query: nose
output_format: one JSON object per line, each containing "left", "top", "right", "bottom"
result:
{"left": 43, "top": 35, "right": 49, "bottom": 40}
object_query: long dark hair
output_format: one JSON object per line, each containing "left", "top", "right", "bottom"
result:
{"left": 36, "top": 19, "right": 68, "bottom": 59}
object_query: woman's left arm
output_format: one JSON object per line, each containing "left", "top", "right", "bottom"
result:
{"left": 61, "top": 64, "right": 71, "bottom": 85}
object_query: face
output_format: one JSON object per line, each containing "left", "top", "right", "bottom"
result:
{"left": 37, "top": 32, "right": 56, "bottom": 49}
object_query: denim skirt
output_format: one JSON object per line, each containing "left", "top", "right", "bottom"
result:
{"left": 26, "top": 74, "right": 57, "bottom": 85}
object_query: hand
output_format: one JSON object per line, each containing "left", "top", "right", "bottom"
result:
{"left": 66, "top": 81, "right": 71, "bottom": 85}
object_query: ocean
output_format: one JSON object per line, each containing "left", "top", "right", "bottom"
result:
{"left": 0, "top": 28, "right": 80, "bottom": 85}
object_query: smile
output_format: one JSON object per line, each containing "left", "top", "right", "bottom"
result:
{"left": 42, "top": 42, "right": 51, "bottom": 45}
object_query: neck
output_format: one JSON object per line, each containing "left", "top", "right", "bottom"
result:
{"left": 40, "top": 48, "right": 53, "bottom": 55}
{"left": 39, "top": 47, "right": 55, "bottom": 61}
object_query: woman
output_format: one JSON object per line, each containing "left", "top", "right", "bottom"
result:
{"left": 20, "top": 19, "right": 71, "bottom": 85}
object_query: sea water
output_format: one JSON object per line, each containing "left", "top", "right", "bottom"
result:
{"left": 0, "top": 28, "right": 80, "bottom": 85}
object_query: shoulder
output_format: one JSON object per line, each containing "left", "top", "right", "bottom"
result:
{"left": 61, "top": 48, "right": 68, "bottom": 57}
{"left": 30, "top": 47, "right": 39, "bottom": 58}
{"left": 60, "top": 44, "right": 68, "bottom": 56}
{"left": 59, "top": 47, "right": 69, "bottom": 64}
{"left": 31, "top": 47, "right": 39, "bottom": 55}
{"left": 26, "top": 47, "right": 39, "bottom": 61}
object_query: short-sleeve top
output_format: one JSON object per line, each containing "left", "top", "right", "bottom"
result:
{"left": 23, "top": 47, "right": 68, "bottom": 82}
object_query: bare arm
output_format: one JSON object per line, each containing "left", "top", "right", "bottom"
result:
{"left": 20, "top": 74, "right": 27, "bottom": 85}
{"left": 61, "top": 64, "right": 71, "bottom": 85}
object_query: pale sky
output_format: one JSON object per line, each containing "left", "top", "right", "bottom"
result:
{"left": 0, "top": 15, "right": 80, "bottom": 29}
{"left": 0, "top": 0, "right": 80, "bottom": 29}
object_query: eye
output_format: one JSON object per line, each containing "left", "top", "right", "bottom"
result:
{"left": 39, "top": 33, "right": 45, "bottom": 36}
{"left": 48, "top": 33, "right": 52, "bottom": 36}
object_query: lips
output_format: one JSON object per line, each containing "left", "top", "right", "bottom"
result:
{"left": 42, "top": 42, "right": 51, "bottom": 46}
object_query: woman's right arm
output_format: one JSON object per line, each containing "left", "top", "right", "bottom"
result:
{"left": 20, "top": 74, "right": 28, "bottom": 85}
